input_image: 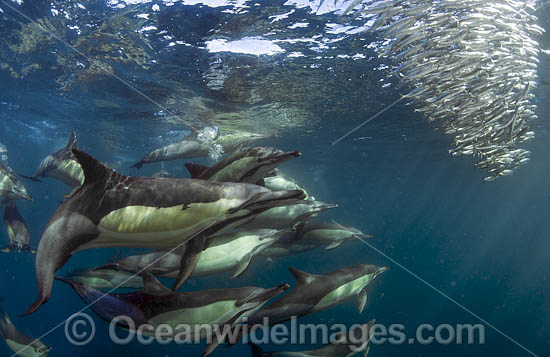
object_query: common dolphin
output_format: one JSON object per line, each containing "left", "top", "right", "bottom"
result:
{"left": 100, "top": 228, "right": 291, "bottom": 279}
{"left": 248, "top": 319, "right": 374, "bottom": 356}
{"left": 0, "top": 163, "right": 32, "bottom": 203}
{"left": 57, "top": 272, "right": 289, "bottom": 356}
{"left": 248, "top": 264, "right": 388, "bottom": 326}
{"left": 21, "top": 132, "right": 83, "bottom": 187}
{"left": 24, "top": 149, "right": 304, "bottom": 315}
{"left": 239, "top": 200, "right": 337, "bottom": 229}
{"left": 261, "top": 222, "right": 371, "bottom": 258}
{"left": 1, "top": 201, "right": 34, "bottom": 253}
{"left": 263, "top": 171, "right": 309, "bottom": 199}
{"left": 185, "top": 147, "right": 300, "bottom": 184}
{"left": 131, "top": 131, "right": 273, "bottom": 169}
{"left": 59, "top": 268, "right": 144, "bottom": 291}
{"left": 0, "top": 303, "right": 51, "bottom": 356}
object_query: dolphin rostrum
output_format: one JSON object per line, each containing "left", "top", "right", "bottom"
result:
{"left": 58, "top": 272, "right": 289, "bottom": 356}
{"left": 100, "top": 228, "right": 291, "bottom": 279}
{"left": 1, "top": 201, "right": 34, "bottom": 253}
{"left": 248, "top": 264, "right": 388, "bottom": 326}
{"left": 24, "top": 149, "right": 304, "bottom": 315}
{"left": 0, "top": 302, "right": 51, "bottom": 356}
{"left": 21, "top": 131, "right": 84, "bottom": 187}
{"left": 185, "top": 147, "right": 300, "bottom": 184}
{"left": 131, "top": 131, "right": 273, "bottom": 169}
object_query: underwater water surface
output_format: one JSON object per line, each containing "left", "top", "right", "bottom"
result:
{"left": 0, "top": 0, "right": 550, "bottom": 356}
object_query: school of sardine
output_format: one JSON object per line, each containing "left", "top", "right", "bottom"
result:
{"left": 345, "top": 0, "right": 543, "bottom": 180}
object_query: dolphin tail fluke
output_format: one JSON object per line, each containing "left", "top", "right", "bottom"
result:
{"left": 248, "top": 343, "right": 265, "bottom": 357}
{"left": 20, "top": 296, "right": 46, "bottom": 317}
{"left": 130, "top": 160, "right": 144, "bottom": 169}
{"left": 19, "top": 174, "right": 42, "bottom": 183}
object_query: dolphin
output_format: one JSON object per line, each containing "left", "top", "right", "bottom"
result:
{"left": 100, "top": 228, "right": 291, "bottom": 279}
{"left": 0, "top": 162, "right": 32, "bottom": 203}
{"left": 263, "top": 171, "right": 309, "bottom": 199}
{"left": 261, "top": 222, "right": 372, "bottom": 258}
{"left": 248, "top": 320, "right": 374, "bottom": 356}
{"left": 21, "top": 132, "right": 84, "bottom": 187}
{"left": 239, "top": 200, "right": 338, "bottom": 229}
{"left": 248, "top": 264, "right": 388, "bottom": 326}
{"left": 59, "top": 268, "right": 144, "bottom": 291}
{"left": 131, "top": 131, "right": 273, "bottom": 169}
{"left": 185, "top": 147, "right": 300, "bottom": 184}
{"left": 24, "top": 149, "right": 304, "bottom": 315}
{"left": 57, "top": 272, "right": 289, "bottom": 356}
{"left": 1, "top": 201, "right": 34, "bottom": 253}
{"left": 0, "top": 302, "right": 51, "bottom": 356}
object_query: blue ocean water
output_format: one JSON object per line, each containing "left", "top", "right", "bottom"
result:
{"left": 0, "top": 0, "right": 549, "bottom": 356}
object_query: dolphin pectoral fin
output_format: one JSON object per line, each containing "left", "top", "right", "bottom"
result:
{"left": 248, "top": 343, "right": 265, "bottom": 357}
{"left": 140, "top": 271, "right": 171, "bottom": 296}
{"left": 325, "top": 240, "right": 344, "bottom": 250}
{"left": 172, "top": 238, "right": 205, "bottom": 291}
{"left": 64, "top": 186, "right": 81, "bottom": 199}
{"left": 203, "top": 333, "right": 223, "bottom": 357}
{"left": 357, "top": 288, "right": 367, "bottom": 314}
{"left": 363, "top": 343, "right": 371, "bottom": 357}
{"left": 255, "top": 178, "right": 265, "bottom": 186}
{"left": 292, "top": 221, "right": 307, "bottom": 240}
{"left": 231, "top": 253, "right": 253, "bottom": 279}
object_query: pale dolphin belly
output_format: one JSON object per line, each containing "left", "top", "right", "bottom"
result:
{"left": 315, "top": 275, "right": 374, "bottom": 311}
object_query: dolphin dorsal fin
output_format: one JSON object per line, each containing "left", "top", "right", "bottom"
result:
{"left": 141, "top": 271, "right": 171, "bottom": 296}
{"left": 67, "top": 131, "right": 78, "bottom": 149}
{"left": 184, "top": 162, "right": 210, "bottom": 179}
{"left": 71, "top": 149, "right": 120, "bottom": 186}
{"left": 288, "top": 267, "right": 316, "bottom": 285}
